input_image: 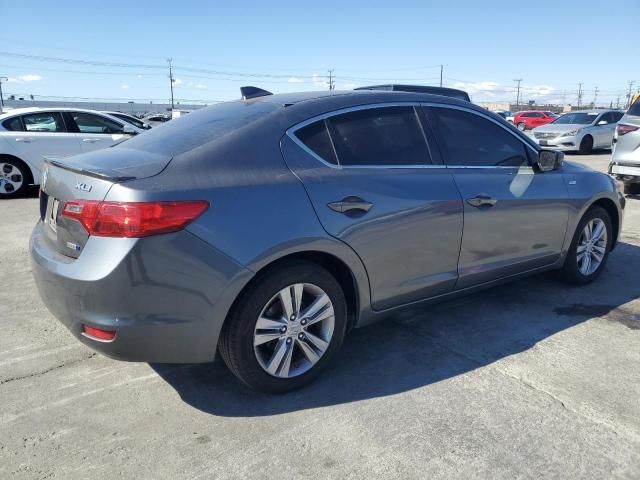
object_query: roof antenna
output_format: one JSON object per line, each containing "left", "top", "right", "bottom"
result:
{"left": 240, "top": 86, "right": 273, "bottom": 100}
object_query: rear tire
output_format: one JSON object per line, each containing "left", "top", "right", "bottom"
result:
{"left": 219, "top": 261, "right": 347, "bottom": 393}
{"left": 578, "top": 135, "right": 594, "bottom": 155}
{"left": 0, "top": 158, "right": 29, "bottom": 199}
{"left": 559, "top": 206, "right": 612, "bottom": 285}
{"left": 623, "top": 183, "right": 640, "bottom": 195}
{"left": 517, "top": 122, "right": 526, "bottom": 131}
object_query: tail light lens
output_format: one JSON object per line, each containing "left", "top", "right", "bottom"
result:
{"left": 62, "top": 200, "right": 209, "bottom": 238}
{"left": 617, "top": 124, "right": 639, "bottom": 136}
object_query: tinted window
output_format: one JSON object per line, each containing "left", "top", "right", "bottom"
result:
{"left": 22, "top": 112, "right": 65, "bottom": 132}
{"left": 327, "top": 106, "right": 431, "bottom": 166}
{"left": 610, "top": 112, "right": 624, "bottom": 123}
{"left": 122, "top": 100, "right": 278, "bottom": 157}
{"left": 429, "top": 107, "right": 528, "bottom": 167}
{"left": 112, "top": 113, "right": 145, "bottom": 129}
{"left": 2, "top": 116, "right": 23, "bottom": 131}
{"left": 628, "top": 99, "right": 640, "bottom": 116}
{"left": 72, "top": 112, "right": 124, "bottom": 134}
{"left": 552, "top": 112, "right": 598, "bottom": 125}
{"left": 521, "top": 112, "right": 533, "bottom": 118}
{"left": 295, "top": 120, "right": 338, "bottom": 165}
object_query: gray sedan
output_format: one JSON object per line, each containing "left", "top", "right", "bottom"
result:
{"left": 30, "top": 88, "right": 625, "bottom": 393}
{"left": 532, "top": 109, "right": 624, "bottom": 154}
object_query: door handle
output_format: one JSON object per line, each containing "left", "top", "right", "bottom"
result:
{"left": 328, "top": 196, "right": 373, "bottom": 214}
{"left": 82, "top": 138, "right": 100, "bottom": 143}
{"left": 15, "top": 138, "right": 32, "bottom": 143}
{"left": 466, "top": 195, "right": 497, "bottom": 208}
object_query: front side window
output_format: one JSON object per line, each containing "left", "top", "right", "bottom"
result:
{"left": 326, "top": 106, "right": 431, "bottom": 166}
{"left": 22, "top": 112, "right": 65, "bottom": 132}
{"left": 429, "top": 107, "right": 528, "bottom": 167}
{"left": 72, "top": 112, "right": 124, "bottom": 134}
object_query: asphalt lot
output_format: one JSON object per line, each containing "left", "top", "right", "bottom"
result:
{"left": 1, "top": 151, "right": 639, "bottom": 479}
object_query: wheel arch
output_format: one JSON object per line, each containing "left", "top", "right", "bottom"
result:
{"left": 590, "top": 197, "right": 620, "bottom": 250}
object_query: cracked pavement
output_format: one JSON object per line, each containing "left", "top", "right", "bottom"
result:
{"left": 1, "top": 153, "right": 639, "bottom": 479}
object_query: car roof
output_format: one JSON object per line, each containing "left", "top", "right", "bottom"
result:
{"left": 568, "top": 109, "right": 622, "bottom": 114}
{"left": 0, "top": 106, "right": 119, "bottom": 119}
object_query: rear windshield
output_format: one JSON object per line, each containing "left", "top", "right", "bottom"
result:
{"left": 120, "top": 100, "right": 278, "bottom": 156}
{"left": 628, "top": 99, "right": 640, "bottom": 116}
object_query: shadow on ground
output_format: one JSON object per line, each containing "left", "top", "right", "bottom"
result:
{"left": 152, "top": 242, "right": 640, "bottom": 417}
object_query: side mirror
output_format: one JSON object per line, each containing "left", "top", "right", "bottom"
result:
{"left": 122, "top": 126, "right": 138, "bottom": 135}
{"left": 536, "top": 150, "right": 564, "bottom": 172}
{"left": 143, "top": 123, "right": 152, "bottom": 129}
{"left": 597, "top": 120, "right": 608, "bottom": 126}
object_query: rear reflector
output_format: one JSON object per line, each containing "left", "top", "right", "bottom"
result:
{"left": 82, "top": 325, "right": 116, "bottom": 341}
{"left": 617, "top": 124, "right": 639, "bottom": 136}
{"left": 62, "top": 200, "right": 209, "bottom": 238}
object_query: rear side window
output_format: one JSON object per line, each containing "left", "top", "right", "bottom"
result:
{"left": 327, "top": 106, "right": 431, "bottom": 166}
{"left": 628, "top": 100, "right": 640, "bottom": 116}
{"left": 2, "top": 116, "right": 23, "bottom": 131}
{"left": 295, "top": 120, "right": 338, "bottom": 165}
{"left": 22, "top": 112, "right": 65, "bottom": 132}
{"left": 429, "top": 107, "right": 528, "bottom": 167}
{"left": 611, "top": 111, "right": 624, "bottom": 122}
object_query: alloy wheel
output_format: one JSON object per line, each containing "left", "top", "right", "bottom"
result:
{"left": 253, "top": 283, "right": 335, "bottom": 378}
{"left": 577, "top": 218, "right": 607, "bottom": 276}
{"left": 0, "top": 162, "right": 24, "bottom": 195}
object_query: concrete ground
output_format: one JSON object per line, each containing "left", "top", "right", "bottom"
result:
{"left": 1, "top": 152, "right": 639, "bottom": 479}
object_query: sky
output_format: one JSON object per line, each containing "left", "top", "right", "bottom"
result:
{"left": 0, "top": 0, "right": 638, "bottom": 107}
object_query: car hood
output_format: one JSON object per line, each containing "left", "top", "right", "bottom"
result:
{"left": 534, "top": 123, "right": 587, "bottom": 133}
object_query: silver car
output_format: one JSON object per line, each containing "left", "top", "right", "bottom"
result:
{"left": 532, "top": 109, "right": 624, "bottom": 154}
{"left": 609, "top": 99, "right": 640, "bottom": 194}
{"left": 30, "top": 88, "right": 625, "bottom": 393}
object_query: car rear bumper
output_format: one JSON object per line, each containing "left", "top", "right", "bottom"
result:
{"left": 609, "top": 162, "right": 640, "bottom": 182}
{"left": 30, "top": 221, "right": 252, "bottom": 363}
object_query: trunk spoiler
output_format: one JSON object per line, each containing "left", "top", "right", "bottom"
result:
{"left": 45, "top": 158, "right": 136, "bottom": 182}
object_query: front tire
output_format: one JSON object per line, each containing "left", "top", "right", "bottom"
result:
{"left": 559, "top": 206, "right": 612, "bottom": 285}
{"left": 579, "top": 135, "right": 594, "bottom": 155}
{"left": 219, "top": 261, "right": 347, "bottom": 393}
{"left": 0, "top": 158, "right": 29, "bottom": 198}
{"left": 517, "top": 122, "right": 526, "bottom": 131}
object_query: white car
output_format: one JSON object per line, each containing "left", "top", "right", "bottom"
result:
{"left": 531, "top": 109, "right": 624, "bottom": 154}
{"left": 0, "top": 107, "right": 143, "bottom": 198}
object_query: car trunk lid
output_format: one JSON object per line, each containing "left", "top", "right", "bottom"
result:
{"left": 39, "top": 148, "right": 172, "bottom": 259}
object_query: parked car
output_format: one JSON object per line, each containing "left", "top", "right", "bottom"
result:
{"left": 0, "top": 108, "right": 143, "bottom": 198}
{"left": 533, "top": 109, "right": 624, "bottom": 154}
{"left": 609, "top": 98, "right": 640, "bottom": 194}
{"left": 514, "top": 111, "right": 557, "bottom": 130}
{"left": 31, "top": 88, "right": 624, "bottom": 393}
{"left": 102, "top": 111, "right": 152, "bottom": 130}
{"left": 142, "top": 113, "right": 172, "bottom": 127}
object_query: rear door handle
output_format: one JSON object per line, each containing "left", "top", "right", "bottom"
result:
{"left": 328, "top": 196, "right": 373, "bottom": 214}
{"left": 82, "top": 138, "right": 100, "bottom": 143}
{"left": 15, "top": 138, "right": 33, "bottom": 143}
{"left": 466, "top": 195, "right": 497, "bottom": 208}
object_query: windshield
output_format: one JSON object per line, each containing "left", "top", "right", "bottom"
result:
{"left": 552, "top": 112, "right": 598, "bottom": 125}
{"left": 114, "top": 114, "right": 145, "bottom": 129}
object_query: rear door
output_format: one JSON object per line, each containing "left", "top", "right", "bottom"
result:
{"left": 593, "top": 112, "right": 617, "bottom": 148}
{"left": 281, "top": 104, "right": 464, "bottom": 310}
{"left": 8, "top": 112, "right": 82, "bottom": 178}
{"left": 64, "top": 112, "right": 132, "bottom": 153}
{"left": 425, "top": 104, "right": 570, "bottom": 289}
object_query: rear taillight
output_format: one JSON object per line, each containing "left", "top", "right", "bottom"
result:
{"left": 62, "top": 200, "right": 209, "bottom": 238}
{"left": 82, "top": 325, "right": 116, "bottom": 342}
{"left": 617, "top": 124, "right": 640, "bottom": 136}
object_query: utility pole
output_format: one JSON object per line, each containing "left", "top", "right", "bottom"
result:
{"left": 439, "top": 65, "right": 444, "bottom": 88}
{"left": 513, "top": 79, "right": 522, "bottom": 109}
{"left": 616, "top": 96, "right": 620, "bottom": 109}
{"left": 0, "top": 76, "right": 7, "bottom": 112}
{"left": 627, "top": 81, "right": 635, "bottom": 108}
{"left": 167, "top": 58, "right": 175, "bottom": 111}
{"left": 328, "top": 69, "right": 335, "bottom": 91}
{"left": 577, "top": 82, "right": 583, "bottom": 108}
{"left": 593, "top": 86, "right": 598, "bottom": 107}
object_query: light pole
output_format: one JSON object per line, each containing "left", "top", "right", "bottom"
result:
{"left": 0, "top": 77, "right": 7, "bottom": 112}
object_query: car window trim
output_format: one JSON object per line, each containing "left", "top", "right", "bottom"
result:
{"left": 422, "top": 102, "right": 538, "bottom": 169}
{"left": 286, "top": 102, "right": 442, "bottom": 170}
{"left": 70, "top": 111, "right": 125, "bottom": 135}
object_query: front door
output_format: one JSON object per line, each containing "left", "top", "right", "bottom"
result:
{"left": 64, "top": 112, "right": 132, "bottom": 153}
{"left": 425, "top": 105, "right": 570, "bottom": 289}
{"left": 281, "top": 105, "right": 464, "bottom": 310}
